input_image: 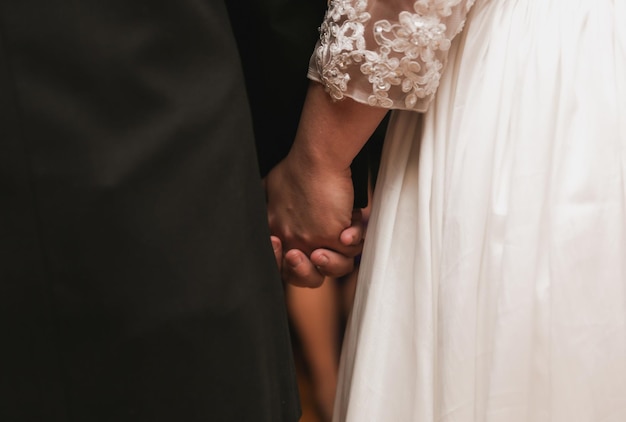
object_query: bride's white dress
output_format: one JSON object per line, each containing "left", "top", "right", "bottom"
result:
{"left": 309, "top": 0, "right": 626, "bottom": 420}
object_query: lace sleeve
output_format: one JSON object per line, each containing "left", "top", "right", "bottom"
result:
{"left": 308, "top": 0, "right": 475, "bottom": 111}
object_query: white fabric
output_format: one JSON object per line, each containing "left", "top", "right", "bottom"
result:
{"left": 322, "top": 0, "right": 626, "bottom": 421}
{"left": 308, "top": 0, "right": 474, "bottom": 111}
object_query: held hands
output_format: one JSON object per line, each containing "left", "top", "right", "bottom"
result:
{"left": 264, "top": 82, "right": 386, "bottom": 287}
{"left": 270, "top": 229, "right": 361, "bottom": 287}
{"left": 265, "top": 150, "right": 363, "bottom": 287}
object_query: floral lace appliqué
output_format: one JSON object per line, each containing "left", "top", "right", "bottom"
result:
{"left": 315, "top": 0, "right": 471, "bottom": 109}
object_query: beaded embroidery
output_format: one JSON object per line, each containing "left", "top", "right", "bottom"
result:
{"left": 314, "top": 0, "right": 474, "bottom": 109}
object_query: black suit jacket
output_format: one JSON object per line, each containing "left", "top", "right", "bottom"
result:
{"left": 0, "top": 1, "right": 299, "bottom": 420}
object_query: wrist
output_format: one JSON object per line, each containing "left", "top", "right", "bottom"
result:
{"left": 287, "top": 141, "right": 351, "bottom": 178}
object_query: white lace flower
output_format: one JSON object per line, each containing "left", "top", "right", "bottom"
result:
{"left": 313, "top": 0, "right": 472, "bottom": 110}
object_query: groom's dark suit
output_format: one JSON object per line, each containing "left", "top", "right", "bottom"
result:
{"left": 0, "top": 0, "right": 310, "bottom": 420}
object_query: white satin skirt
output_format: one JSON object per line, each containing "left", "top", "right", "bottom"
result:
{"left": 334, "top": 1, "right": 626, "bottom": 421}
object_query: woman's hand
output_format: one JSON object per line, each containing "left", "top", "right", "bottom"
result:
{"left": 265, "top": 81, "right": 387, "bottom": 286}
{"left": 265, "top": 148, "right": 361, "bottom": 258}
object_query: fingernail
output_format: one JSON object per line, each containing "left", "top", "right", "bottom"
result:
{"left": 316, "top": 254, "right": 329, "bottom": 266}
{"left": 286, "top": 253, "right": 302, "bottom": 268}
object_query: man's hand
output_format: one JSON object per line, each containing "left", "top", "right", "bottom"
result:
{"left": 270, "top": 216, "right": 363, "bottom": 287}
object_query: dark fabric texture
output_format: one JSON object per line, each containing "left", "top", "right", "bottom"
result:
{"left": 225, "top": 0, "right": 325, "bottom": 178}
{"left": 225, "top": 0, "right": 382, "bottom": 208}
{"left": 0, "top": 0, "right": 299, "bottom": 421}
